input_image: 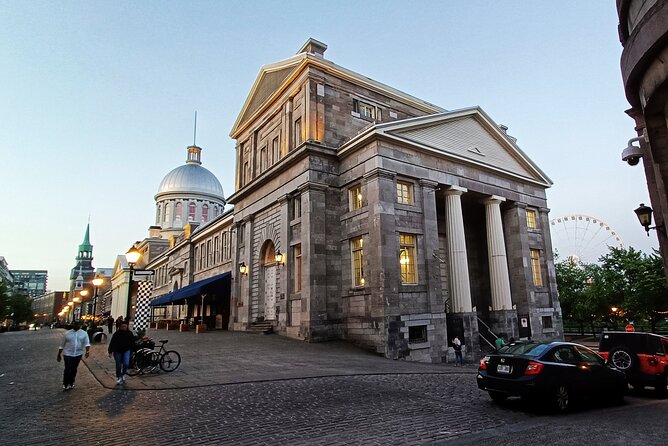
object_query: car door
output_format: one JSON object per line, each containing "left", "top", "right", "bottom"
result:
{"left": 575, "top": 345, "right": 614, "bottom": 395}
{"left": 545, "top": 346, "right": 582, "bottom": 392}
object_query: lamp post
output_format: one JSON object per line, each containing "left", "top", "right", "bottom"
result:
{"left": 92, "top": 276, "right": 104, "bottom": 319}
{"left": 125, "top": 247, "right": 142, "bottom": 323}
{"left": 634, "top": 203, "right": 666, "bottom": 236}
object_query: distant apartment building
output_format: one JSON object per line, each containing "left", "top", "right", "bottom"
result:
{"left": 32, "top": 291, "right": 68, "bottom": 323}
{"left": 0, "top": 257, "right": 13, "bottom": 287}
{"left": 11, "top": 270, "right": 48, "bottom": 297}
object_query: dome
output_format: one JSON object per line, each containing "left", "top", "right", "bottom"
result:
{"left": 156, "top": 163, "right": 225, "bottom": 199}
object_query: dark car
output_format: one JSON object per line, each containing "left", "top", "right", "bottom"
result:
{"left": 598, "top": 331, "right": 668, "bottom": 394}
{"left": 477, "top": 341, "right": 626, "bottom": 412}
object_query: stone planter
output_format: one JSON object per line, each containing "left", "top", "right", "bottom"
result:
{"left": 196, "top": 324, "right": 207, "bottom": 333}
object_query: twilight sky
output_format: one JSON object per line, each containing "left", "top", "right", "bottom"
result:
{"left": 0, "top": 1, "right": 658, "bottom": 291}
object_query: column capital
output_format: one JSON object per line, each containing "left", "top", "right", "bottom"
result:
{"left": 363, "top": 167, "right": 395, "bottom": 182}
{"left": 444, "top": 185, "right": 467, "bottom": 196}
{"left": 298, "top": 181, "right": 328, "bottom": 193}
{"left": 483, "top": 195, "right": 506, "bottom": 205}
{"left": 419, "top": 179, "right": 438, "bottom": 189}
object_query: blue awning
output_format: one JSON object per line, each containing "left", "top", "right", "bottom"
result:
{"left": 149, "top": 272, "right": 231, "bottom": 306}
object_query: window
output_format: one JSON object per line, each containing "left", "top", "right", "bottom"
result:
{"left": 353, "top": 99, "right": 376, "bottom": 120}
{"left": 272, "top": 136, "right": 280, "bottom": 164}
{"left": 175, "top": 202, "right": 182, "bottom": 221}
{"left": 526, "top": 209, "right": 537, "bottom": 229}
{"left": 551, "top": 346, "right": 578, "bottom": 364}
{"left": 408, "top": 325, "right": 427, "bottom": 344}
{"left": 293, "top": 244, "right": 302, "bottom": 292}
{"left": 260, "top": 146, "right": 268, "bottom": 172}
{"left": 243, "top": 161, "right": 250, "bottom": 185}
{"left": 399, "top": 233, "right": 417, "bottom": 284}
{"left": 207, "top": 240, "right": 212, "bottom": 266}
{"left": 239, "top": 224, "right": 245, "bottom": 245}
{"left": 202, "top": 204, "right": 209, "bottom": 223}
{"left": 351, "top": 236, "right": 364, "bottom": 287}
{"left": 349, "top": 185, "right": 363, "bottom": 211}
{"left": 530, "top": 249, "right": 543, "bottom": 287}
{"left": 292, "top": 194, "right": 301, "bottom": 219}
{"left": 188, "top": 202, "right": 196, "bottom": 222}
{"left": 542, "top": 316, "right": 553, "bottom": 329}
{"left": 162, "top": 203, "right": 168, "bottom": 223}
{"left": 396, "top": 181, "right": 413, "bottom": 205}
{"left": 194, "top": 246, "right": 199, "bottom": 271}
{"left": 200, "top": 243, "right": 206, "bottom": 268}
{"left": 214, "top": 237, "right": 219, "bottom": 263}
{"left": 294, "top": 118, "right": 302, "bottom": 147}
{"left": 213, "top": 206, "right": 218, "bottom": 218}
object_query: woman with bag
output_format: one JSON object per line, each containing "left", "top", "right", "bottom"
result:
{"left": 107, "top": 321, "right": 135, "bottom": 385}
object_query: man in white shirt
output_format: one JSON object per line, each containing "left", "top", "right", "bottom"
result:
{"left": 57, "top": 320, "right": 90, "bottom": 391}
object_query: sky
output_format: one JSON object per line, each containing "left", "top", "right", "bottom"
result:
{"left": 0, "top": 1, "right": 658, "bottom": 291}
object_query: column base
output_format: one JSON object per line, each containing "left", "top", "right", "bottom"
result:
{"left": 488, "top": 310, "right": 519, "bottom": 342}
{"left": 447, "top": 312, "right": 480, "bottom": 361}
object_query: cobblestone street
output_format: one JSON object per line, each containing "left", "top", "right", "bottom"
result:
{"left": 2, "top": 329, "right": 667, "bottom": 445}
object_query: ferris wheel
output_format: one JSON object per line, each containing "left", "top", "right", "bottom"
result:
{"left": 549, "top": 214, "right": 624, "bottom": 264}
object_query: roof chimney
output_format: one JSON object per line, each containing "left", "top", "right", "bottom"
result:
{"left": 298, "top": 38, "right": 327, "bottom": 58}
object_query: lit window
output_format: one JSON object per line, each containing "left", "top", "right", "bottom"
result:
{"left": 294, "top": 118, "right": 302, "bottom": 147}
{"left": 396, "top": 181, "right": 413, "bottom": 205}
{"left": 526, "top": 209, "right": 537, "bottom": 229}
{"left": 188, "top": 202, "right": 196, "bottom": 222}
{"left": 530, "top": 249, "right": 543, "bottom": 287}
{"left": 349, "top": 185, "right": 363, "bottom": 211}
{"left": 351, "top": 236, "right": 364, "bottom": 287}
{"left": 399, "top": 233, "right": 417, "bottom": 284}
{"left": 202, "top": 204, "right": 209, "bottom": 223}
{"left": 293, "top": 244, "right": 302, "bottom": 292}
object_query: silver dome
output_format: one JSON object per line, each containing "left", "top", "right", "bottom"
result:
{"left": 156, "top": 163, "right": 225, "bottom": 199}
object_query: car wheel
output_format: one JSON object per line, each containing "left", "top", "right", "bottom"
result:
{"left": 553, "top": 384, "right": 570, "bottom": 412}
{"left": 609, "top": 346, "right": 636, "bottom": 371}
{"left": 488, "top": 391, "right": 507, "bottom": 404}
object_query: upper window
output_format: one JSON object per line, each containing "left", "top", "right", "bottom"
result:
{"left": 396, "top": 181, "right": 414, "bottom": 205}
{"left": 351, "top": 236, "right": 364, "bottom": 287}
{"left": 202, "top": 204, "right": 209, "bottom": 223}
{"left": 399, "top": 233, "right": 417, "bottom": 284}
{"left": 530, "top": 249, "right": 543, "bottom": 287}
{"left": 294, "top": 118, "right": 302, "bottom": 147}
{"left": 272, "top": 136, "right": 280, "bottom": 164}
{"left": 214, "top": 236, "right": 219, "bottom": 263}
{"left": 353, "top": 99, "right": 376, "bottom": 120}
{"left": 174, "top": 202, "right": 182, "bottom": 221}
{"left": 542, "top": 315, "right": 553, "bottom": 329}
{"left": 260, "top": 146, "right": 268, "bottom": 173}
{"left": 213, "top": 206, "right": 218, "bottom": 218}
{"left": 292, "top": 194, "right": 301, "bottom": 220}
{"left": 349, "top": 185, "right": 363, "bottom": 211}
{"left": 526, "top": 209, "right": 538, "bottom": 229}
{"left": 222, "top": 231, "right": 229, "bottom": 260}
{"left": 188, "top": 202, "right": 197, "bottom": 222}
{"left": 293, "top": 244, "right": 302, "bottom": 292}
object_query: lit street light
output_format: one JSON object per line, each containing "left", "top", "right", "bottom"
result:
{"left": 125, "top": 247, "right": 142, "bottom": 323}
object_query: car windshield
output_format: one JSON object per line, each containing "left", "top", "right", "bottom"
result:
{"left": 497, "top": 343, "right": 550, "bottom": 357}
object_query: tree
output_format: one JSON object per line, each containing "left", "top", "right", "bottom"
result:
{"left": 0, "top": 280, "right": 35, "bottom": 326}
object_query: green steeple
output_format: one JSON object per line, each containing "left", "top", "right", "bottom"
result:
{"left": 79, "top": 223, "right": 93, "bottom": 252}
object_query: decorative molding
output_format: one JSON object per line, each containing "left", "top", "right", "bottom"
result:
{"left": 419, "top": 179, "right": 438, "bottom": 189}
{"left": 363, "top": 167, "right": 395, "bottom": 182}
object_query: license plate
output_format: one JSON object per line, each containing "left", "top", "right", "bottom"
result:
{"left": 497, "top": 364, "right": 511, "bottom": 374}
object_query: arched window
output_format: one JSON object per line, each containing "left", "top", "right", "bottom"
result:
{"left": 213, "top": 206, "right": 218, "bottom": 218}
{"left": 202, "top": 204, "right": 209, "bottom": 222}
{"left": 175, "top": 202, "right": 183, "bottom": 222}
{"left": 188, "top": 202, "right": 196, "bottom": 221}
{"left": 162, "top": 203, "right": 167, "bottom": 223}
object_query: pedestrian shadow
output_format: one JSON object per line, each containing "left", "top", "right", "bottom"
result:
{"left": 95, "top": 388, "right": 137, "bottom": 417}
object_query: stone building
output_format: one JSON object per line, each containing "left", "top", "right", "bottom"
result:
{"left": 147, "top": 39, "right": 561, "bottom": 362}
{"left": 617, "top": 1, "right": 668, "bottom": 276}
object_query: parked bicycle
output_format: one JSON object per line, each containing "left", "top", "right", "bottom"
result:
{"left": 127, "top": 339, "right": 181, "bottom": 375}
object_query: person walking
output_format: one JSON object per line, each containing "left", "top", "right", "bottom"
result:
{"left": 115, "top": 315, "right": 124, "bottom": 330}
{"left": 453, "top": 336, "right": 464, "bottom": 366}
{"left": 57, "top": 320, "right": 90, "bottom": 391}
{"left": 106, "top": 315, "right": 114, "bottom": 334}
{"left": 107, "top": 321, "right": 135, "bottom": 385}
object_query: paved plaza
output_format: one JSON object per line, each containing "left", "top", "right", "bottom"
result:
{"left": 1, "top": 329, "right": 667, "bottom": 445}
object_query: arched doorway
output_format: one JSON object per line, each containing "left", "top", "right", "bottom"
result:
{"left": 260, "top": 241, "right": 278, "bottom": 321}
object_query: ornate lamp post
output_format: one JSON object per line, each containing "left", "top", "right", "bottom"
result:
{"left": 92, "top": 276, "right": 104, "bottom": 318}
{"left": 125, "top": 247, "right": 142, "bottom": 323}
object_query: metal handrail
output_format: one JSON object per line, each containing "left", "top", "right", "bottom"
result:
{"left": 476, "top": 316, "right": 499, "bottom": 339}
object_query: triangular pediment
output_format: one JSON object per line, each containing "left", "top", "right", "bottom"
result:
{"left": 380, "top": 108, "right": 551, "bottom": 186}
{"left": 231, "top": 56, "right": 305, "bottom": 137}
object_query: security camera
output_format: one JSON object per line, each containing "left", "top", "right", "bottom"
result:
{"left": 621, "top": 137, "right": 644, "bottom": 166}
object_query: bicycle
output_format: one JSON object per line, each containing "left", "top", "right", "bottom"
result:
{"left": 126, "top": 339, "right": 181, "bottom": 375}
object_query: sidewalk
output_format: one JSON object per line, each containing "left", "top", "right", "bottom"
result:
{"left": 84, "top": 329, "right": 477, "bottom": 390}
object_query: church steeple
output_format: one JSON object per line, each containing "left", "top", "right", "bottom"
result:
{"left": 70, "top": 224, "right": 95, "bottom": 286}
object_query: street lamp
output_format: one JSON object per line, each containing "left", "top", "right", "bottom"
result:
{"left": 274, "top": 250, "right": 284, "bottom": 266}
{"left": 125, "top": 247, "right": 142, "bottom": 323}
{"left": 92, "top": 276, "right": 104, "bottom": 318}
{"left": 634, "top": 203, "right": 666, "bottom": 236}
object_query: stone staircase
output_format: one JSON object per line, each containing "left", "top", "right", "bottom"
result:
{"left": 247, "top": 321, "right": 273, "bottom": 335}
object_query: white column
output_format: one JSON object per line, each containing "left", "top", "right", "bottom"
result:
{"left": 444, "top": 186, "right": 472, "bottom": 313}
{"left": 484, "top": 196, "right": 513, "bottom": 310}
